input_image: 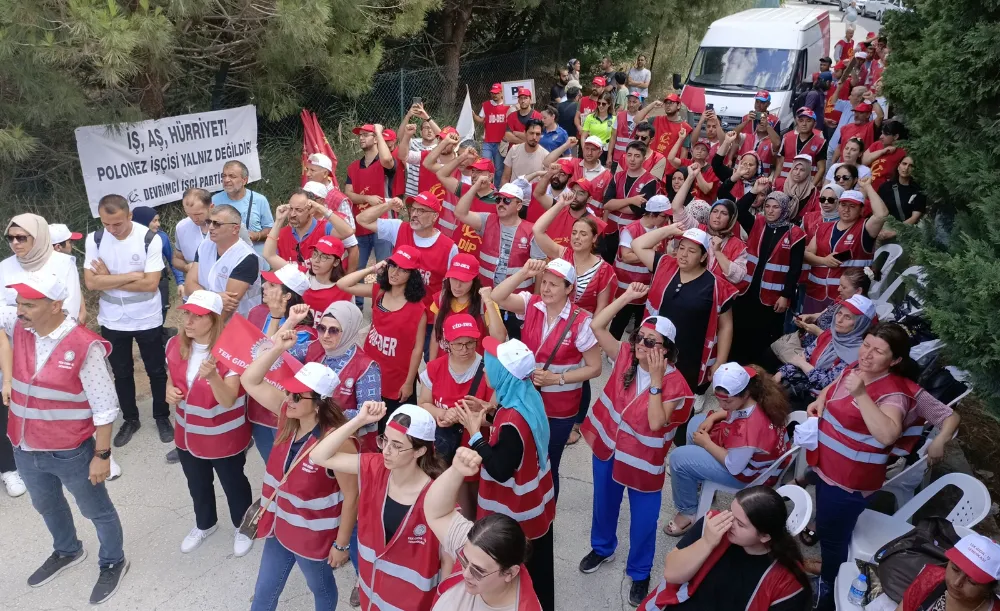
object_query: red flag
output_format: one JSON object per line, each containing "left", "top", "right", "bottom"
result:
{"left": 213, "top": 314, "right": 303, "bottom": 391}
{"left": 680, "top": 85, "right": 707, "bottom": 115}
{"left": 300, "top": 110, "right": 339, "bottom": 189}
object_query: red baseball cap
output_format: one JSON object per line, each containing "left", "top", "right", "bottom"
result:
{"left": 351, "top": 124, "right": 376, "bottom": 135}
{"left": 490, "top": 83, "right": 503, "bottom": 94}
{"left": 314, "top": 236, "right": 345, "bottom": 258}
{"left": 469, "top": 158, "right": 495, "bottom": 173}
{"left": 443, "top": 313, "right": 480, "bottom": 342}
{"left": 834, "top": 60, "right": 847, "bottom": 70}
{"left": 405, "top": 191, "right": 442, "bottom": 213}
{"left": 382, "top": 128, "right": 397, "bottom": 142}
{"left": 517, "top": 87, "right": 532, "bottom": 98}
{"left": 854, "top": 102, "right": 874, "bottom": 112}
{"left": 445, "top": 253, "right": 480, "bottom": 282}
{"left": 664, "top": 93, "right": 682, "bottom": 103}
{"left": 754, "top": 90, "right": 771, "bottom": 102}
{"left": 437, "top": 126, "right": 459, "bottom": 140}
{"left": 556, "top": 158, "right": 577, "bottom": 175}
{"left": 568, "top": 176, "right": 593, "bottom": 193}
{"left": 386, "top": 245, "right": 421, "bottom": 270}
{"left": 592, "top": 76, "right": 606, "bottom": 87}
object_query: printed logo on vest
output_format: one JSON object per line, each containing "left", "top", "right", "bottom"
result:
{"left": 220, "top": 266, "right": 230, "bottom": 275}
{"left": 844, "top": 234, "right": 855, "bottom": 244}
{"left": 344, "top": 378, "right": 355, "bottom": 389}
{"left": 131, "top": 254, "right": 141, "bottom": 262}
{"left": 408, "top": 523, "right": 428, "bottom": 545}
{"left": 301, "top": 458, "right": 320, "bottom": 474}
{"left": 63, "top": 350, "right": 76, "bottom": 362}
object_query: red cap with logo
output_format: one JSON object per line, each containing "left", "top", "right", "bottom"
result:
{"left": 490, "top": 83, "right": 503, "bottom": 94}
{"left": 405, "top": 191, "right": 442, "bottom": 213}
{"left": 438, "top": 126, "right": 459, "bottom": 140}
{"left": 314, "top": 236, "right": 345, "bottom": 258}
{"left": 386, "top": 245, "right": 421, "bottom": 270}
{"left": 352, "top": 124, "right": 376, "bottom": 135}
{"left": 470, "top": 158, "right": 496, "bottom": 173}
{"left": 443, "top": 313, "right": 480, "bottom": 342}
{"left": 592, "top": 76, "right": 606, "bottom": 87}
{"left": 517, "top": 87, "right": 532, "bottom": 98}
{"left": 664, "top": 93, "right": 682, "bottom": 103}
{"left": 445, "top": 253, "right": 480, "bottom": 282}
{"left": 382, "top": 128, "right": 397, "bottom": 142}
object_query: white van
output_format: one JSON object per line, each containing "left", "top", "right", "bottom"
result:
{"left": 680, "top": 8, "right": 831, "bottom": 133}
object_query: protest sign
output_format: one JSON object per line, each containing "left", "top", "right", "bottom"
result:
{"left": 501, "top": 80, "right": 536, "bottom": 105}
{"left": 75, "top": 105, "right": 260, "bottom": 216}
{"left": 213, "top": 314, "right": 302, "bottom": 391}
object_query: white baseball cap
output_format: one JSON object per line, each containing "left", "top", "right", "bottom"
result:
{"left": 48, "top": 223, "right": 83, "bottom": 244}
{"left": 307, "top": 153, "right": 333, "bottom": 172}
{"left": 584, "top": 135, "right": 605, "bottom": 150}
{"left": 680, "top": 228, "right": 711, "bottom": 252}
{"left": 840, "top": 190, "right": 865, "bottom": 206}
{"left": 484, "top": 337, "right": 536, "bottom": 380}
{"left": 856, "top": 51, "right": 869, "bottom": 59}
{"left": 262, "top": 265, "right": 311, "bottom": 296}
{"left": 545, "top": 258, "right": 577, "bottom": 284}
{"left": 945, "top": 533, "right": 1000, "bottom": 584}
{"left": 498, "top": 183, "right": 525, "bottom": 201}
{"left": 712, "top": 362, "right": 757, "bottom": 396}
{"left": 793, "top": 153, "right": 814, "bottom": 164}
{"left": 284, "top": 362, "right": 341, "bottom": 399}
{"left": 640, "top": 316, "right": 677, "bottom": 343}
{"left": 841, "top": 294, "right": 876, "bottom": 319}
{"left": 6, "top": 272, "right": 68, "bottom": 302}
{"left": 178, "top": 290, "right": 223, "bottom": 316}
{"left": 387, "top": 404, "right": 436, "bottom": 442}
{"left": 302, "top": 181, "right": 330, "bottom": 199}
{"left": 645, "top": 194, "right": 671, "bottom": 214}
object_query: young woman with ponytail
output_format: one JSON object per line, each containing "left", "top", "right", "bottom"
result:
{"left": 663, "top": 362, "right": 790, "bottom": 537}
{"left": 640, "top": 485, "right": 811, "bottom": 610}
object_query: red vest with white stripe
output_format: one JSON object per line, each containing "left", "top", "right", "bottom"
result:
{"left": 582, "top": 343, "right": 693, "bottom": 492}
{"left": 615, "top": 220, "right": 662, "bottom": 302}
{"left": 892, "top": 412, "right": 930, "bottom": 458}
{"left": 808, "top": 366, "right": 918, "bottom": 492}
{"left": 739, "top": 134, "right": 776, "bottom": 174}
{"left": 806, "top": 220, "right": 874, "bottom": 301}
{"left": 435, "top": 562, "right": 542, "bottom": 610}
{"left": 276, "top": 220, "right": 331, "bottom": 265}
{"left": 564, "top": 159, "right": 613, "bottom": 213}
{"left": 476, "top": 408, "right": 555, "bottom": 540}
{"left": 478, "top": 214, "right": 535, "bottom": 289}
{"left": 347, "top": 157, "right": 393, "bottom": 237}
{"left": 612, "top": 111, "right": 635, "bottom": 166}
{"left": 742, "top": 217, "right": 806, "bottom": 307}
{"left": 564, "top": 249, "right": 616, "bottom": 314}
{"left": 357, "top": 454, "right": 441, "bottom": 611}
{"left": 305, "top": 341, "right": 379, "bottom": 443}
{"left": 7, "top": 323, "right": 107, "bottom": 451}
{"left": 245, "top": 305, "right": 318, "bottom": 429}
{"left": 451, "top": 186, "right": 498, "bottom": 259}
{"left": 642, "top": 151, "right": 669, "bottom": 182}
{"left": 609, "top": 169, "right": 656, "bottom": 230}
{"left": 700, "top": 223, "right": 749, "bottom": 295}
{"left": 709, "top": 404, "right": 789, "bottom": 485}
{"left": 257, "top": 413, "right": 349, "bottom": 561}
{"left": 396, "top": 223, "right": 456, "bottom": 313}
{"left": 547, "top": 208, "right": 609, "bottom": 249}
{"left": 780, "top": 130, "right": 826, "bottom": 178}
{"left": 520, "top": 295, "right": 591, "bottom": 419}
{"left": 640, "top": 513, "right": 805, "bottom": 611}
{"left": 645, "top": 257, "right": 738, "bottom": 387}
{"left": 166, "top": 337, "right": 250, "bottom": 459}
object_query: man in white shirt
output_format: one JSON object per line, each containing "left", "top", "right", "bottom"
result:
{"left": 185, "top": 204, "right": 261, "bottom": 320}
{"left": 172, "top": 188, "right": 214, "bottom": 300}
{"left": 84, "top": 195, "right": 168, "bottom": 448}
{"left": 0, "top": 273, "right": 128, "bottom": 604}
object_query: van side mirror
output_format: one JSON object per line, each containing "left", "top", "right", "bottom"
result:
{"left": 672, "top": 73, "right": 683, "bottom": 91}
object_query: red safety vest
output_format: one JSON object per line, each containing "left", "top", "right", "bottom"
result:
{"left": 709, "top": 404, "right": 790, "bottom": 485}
{"left": 166, "top": 338, "right": 250, "bottom": 459}
{"left": 582, "top": 342, "right": 693, "bottom": 491}
{"left": 838, "top": 122, "right": 876, "bottom": 160}
{"left": 612, "top": 111, "right": 635, "bottom": 166}
{"left": 430, "top": 293, "right": 490, "bottom": 356}
{"left": 780, "top": 130, "right": 826, "bottom": 178}
{"left": 435, "top": 562, "right": 542, "bottom": 610}
{"left": 476, "top": 408, "right": 555, "bottom": 540}
{"left": 447, "top": 183, "right": 497, "bottom": 258}
{"left": 868, "top": 142, "right": 907, "bottom": 191}
{"left": 806, "top": 220, "right": 874, "bottom": 301}
{"left": 547, "top": 207, "right": 610, "bottom": 250}
{"left": 742, "top": 217, "right": 806, "bottom": 307}
{"left": 740, "top": 113, "right": 779, "bottom": 137}
{"left": 614, "top": 220, "right": 662, "bottom": 301}
{"left": 277, "top": 220, "right": 331, "bottom": 265}
{"left": 389, "top": 149, "right": 407, "bottom": 198}
{"left": 642, "top": 151, "right": 669, "bottom": 183}
{"left": 608, "top": 169, "right": 657, "bottom": 230}
{"left": 7, "top": 323, "right": 107, "bottom": 451}
{"left": 481, "top": 101, "right": 510, "bottom": 144}
{"left": 645, "top": 257, "right": 738, "bottom": 386}
{"left": 365, "top": 284, "right": 426, "bottom": 394}
{"left": 808, "top": 366, "right": 918, "bottom": 492}
{"left": 304, "top": 344, "right": 379, "bottom": 453}
{"left": 650, "top": 117, "right": 692, "bottom": 156}
{"left": 245, "top": 306, "right": 318, "bottom": 429}
{"left": 432, "top": 168, "right": 463, "bottom": 238}
{"left": 640, "top": 512, "right": 805, "bottom": 611}
{"left": 423, "top": 355, "right": 492, "bottom": 412}
{"left": 739, "top": 134, "right": 776, "bottom": 174}
{"left": 520, "top": 294, "right": 591, "bottom": 419}
{"left": 258, "top": 414, "right": 350, "bottom": 561}
{"left": 564, "top": 249, "right": 617, "bottom": 314}
{"left": 357, "top": 454, "right": 441, "bottom": 611}
{"left": 347, "top": 157, "right": 393, "bottom": 237}
{"left": 395, "top": 223, "right": 456, "bottom": 313}
{"left": 477, "top": 214, "right": 535, "bottom": 289}
{"left": 303, "top": 283, "right": 353, "bottom": 321}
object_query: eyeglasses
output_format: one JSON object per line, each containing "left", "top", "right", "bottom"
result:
{"left": 207, "top": 220, "right": 238, "bottom": 229}
{"left": 408, "top": 206, "right": 434, "bottom": 216}
{"left": 818, "top": 196, "right": 839, "bottom": 204}
{"left": 834, "top": 175, "right": 852, "bottom": 182}
{"left": 449, "top": 339, "right": 478, "bottom": 351}
{"left": 5, "top": 234, "right": 29, "bottom": 244}
{"left": 637, "top": 335, "right": 663, "bottom": 348}
{"left": 457, "top": 546, "right": 502, "bottom": 581}
{"left": 316, "top": 324, "right": 342, "bottom": 336}
{"left": 498, "top": 197, "right": 517, "bottom": 205}
{"left": 598, "top": 102, "right": 610, "bottom": 107}
{"left": 290, "top": 392, "right": 318, "bottom": 403}
{"left": 376, "top": 434, "right": 415, "bottom": 456}
{"left": 311, "top": 251, "right": 334, "bottom": 262}
{"left": 635, "top": 135, "right": 651, "bottom": 142}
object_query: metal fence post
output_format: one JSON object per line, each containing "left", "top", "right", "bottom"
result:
{"left": 523, "top": 48, "right": 528, "bottom": 79}
{"left": 399, "top": 67, "right": 405, "bottom": 118}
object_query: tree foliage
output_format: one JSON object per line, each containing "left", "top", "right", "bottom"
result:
{"left": 882, "top": 1, "right": 1000, "bottom": 414}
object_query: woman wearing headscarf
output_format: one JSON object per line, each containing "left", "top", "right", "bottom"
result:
{"left": 131, "top": 207, "right": 184, "bottom": 331}
{"left": 0, "top": 213, "right": 87, "bottom": 496}
{"left": 897, "top": 533, "right": 1000, "bottom": 611}
{"left": 775, "top": 155, "right": 819, "bottom": 221}
{"left": 714, "top": 130, "right": 764, "bottom": 201}
{"left": 802, "top": 183, "right": 845, "bottom": 239}
{"left": 567, "top": 59, "right": 581, "bottom": 83}
{"left": 728, "top": 179, "right": 807, "bottom": 366}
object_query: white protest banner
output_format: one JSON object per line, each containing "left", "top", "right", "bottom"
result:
{"left": 501, "top": 79, "right": 536, "bottom": 105}
{"left": 75, "top": 105, "right": 260, "bottom": 217}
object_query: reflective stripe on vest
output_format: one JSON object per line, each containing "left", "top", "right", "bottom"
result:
{"left": 479, "top": 463, "right": 551, "bottom": 495}
{"left": 175, "top": 413, "right": 247, "bottom": 436}
{"left": 263, "top": 472, "right": 345, "bottom": 511}
{"left": 597, "top": 391, "right": 669, "bottom": 449}
{"left": 181, "top": 395, "right": 247, "bottom": 419}
{"left": 99, "top": 291, "right": 158, "bottom": 305}
{"left": 477, "top": 487, "right": 556, "bottom": 522}
{"left": 613, "top": 448, "right": 665, "bottom": 475}
{"left": 823, "top": 409, "right": 888, "bottom": 449}
{"left": 817, "top": 430, "right": 891, "bottom": 464}
{"left": 357, "top": 542, "right": 440, "bottom": 592}
{"left": 264, "top": 503, "right": 342, "bottom": 531}
{"left": 8, "top": 401, "right": 92, "bottom": 421}
{"left": 10, "top": 379, "right": 86, "bottom": 403}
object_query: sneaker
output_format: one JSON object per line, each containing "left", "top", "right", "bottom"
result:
{"left": 692, "top": 393, "right": 707, "bottom": 414}
{"left": 233, "top": 530, "right": 254, "bottom": 557}
{"left": 165, "top": 448, "right": 180, "bottom": 464}
{"left": 107, "top": 457, "right": 122, "bottom": 481}
{"left": 628, "top": 578, "right": 650, "bottom": 607}
{"left": 113, "top": 420, "right": 140, "bottom": 448}
{"left": 27, "top": 549, "right": 87, "bottom": 587}
{"left": 578, "top": 550, "right": 615, "bottom": 574}
{"left": 89, "top": 558, "right": 129, "bottom": 604}
{"left": 155, "top": 418, "right": 174, "bottom": 443}
{"left": 181, "top": 525, "right": 217, "bottom": 553}
{"left": 350, "top": 584, "right": 360, "bottom": 607}
{"left": 2, "top": 470, "right": 26, "bottom": 497}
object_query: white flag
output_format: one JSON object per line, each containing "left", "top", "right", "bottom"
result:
{"left": 457, "top": 86, "right": 475, "bottom": 143}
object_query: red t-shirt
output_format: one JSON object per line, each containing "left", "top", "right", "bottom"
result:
{"left": 868, "top": 142, "right": 907, "bottom": 191}
{"left": 505, "top": 109, "right": 543, "bottom": 134}
{"left": 364, "top": 284, "right": 426, "bottom": 396}
{"left": 579, "top": 97, "right": 598, "bottom": 119}
{"left": 651, "top": 117, "right": 693, "bottom": 156}
{"left": 480, "top": 101, "right": 510, "bottom": 143}
{"left": 838, "top": 121, "right": 876, "bottom": 160}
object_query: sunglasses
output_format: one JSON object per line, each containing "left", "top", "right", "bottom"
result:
{"left": 498, "top": 197, "right": 518, "bottom": 205}
{"left": 635, "top": 135, "right": 651, "bottom": 142}
{"left": 598, "top": 102, "right": 610, "bottom": 107}
{"left": 5, "top": 234, "right": 29, "bottom": 244}
{"left": 290, "top": 392, "right": 318, "bottom": 403}
{"left": 637, "top": 336, "right": 664, "bottom": 348}
{"left": 316, "top": 324, "right": 342, "bottom": 336}
{"left": 834, "top": 175, "right": 853, "bottom": 182}
{"left": 457, "top": 546, "right": 501, "bottom": 581}
{"left": 207, "top": 220, "right": 238, "bottom": 229}
{"left": 818, "top": 196, "right": 839, "bottom": 204}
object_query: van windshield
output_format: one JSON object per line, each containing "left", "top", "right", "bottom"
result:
{"left": 687, "top": 47, "right": 796, "bottom": 91}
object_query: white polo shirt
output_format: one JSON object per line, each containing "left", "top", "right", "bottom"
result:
{"left": 84, "top": 223, "right": 164, "bottom": 331}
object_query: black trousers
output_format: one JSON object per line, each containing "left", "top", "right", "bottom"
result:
{"left": 378, "top": 397, "right": 405, "bottom": 435}
{"left": 525, "top": 526, "right": 555, "bottom": 611}
{"left": 101, "top": 326, "right": 169, "bottom": 421}
{"left": 609, "top": 303, "right": 646, "bottom": 340}
{"left": 176, "top": 448, "right": 253, "bottom": 530}
{"left": 0, "top": 404, "right": 15, "bottom": 472}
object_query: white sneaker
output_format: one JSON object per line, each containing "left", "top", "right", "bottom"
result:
{"left": 692, "top": 393, "right": 707, "bottom": 414}
{"left": 108, "top": 457, "right": 122, "bottom": 481}
{"left": 233, "top": 530, "right": 254, "bottom": 557}
{"left": 2, "top": 471, "right": 26, "bottom": 497}
{"left": 180, "top": 525, "right": 217, "bottom": 553}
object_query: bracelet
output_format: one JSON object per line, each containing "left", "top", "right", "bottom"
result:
{"left": 332, "top": 541, "right": 350, "bottom": 552}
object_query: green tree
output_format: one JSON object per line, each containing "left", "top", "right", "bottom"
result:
{"left": 881, "top": 5, "right": 1000, "bottom": 415}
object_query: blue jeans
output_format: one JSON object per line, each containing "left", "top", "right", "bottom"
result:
{"left": 548, "top": 416, "right": 575, "bottom": 502}
{"left": 251, "top": 424, "right": 276, "bottom": 463}
{"left": 591, "top": 455, "right": 661, "bottom": 580}
{"left": 355, "top": 234, "right": 393, "bottom": 307}
{"left": 14, "top": 438, "right": 125, "bottom": 567}
{"left": 669, "top": 413, "right": 746, "bottom": 516}
{"left": 815, "top": 478, "right": 869, "bottom": 604}
{"left": 481, "top": 142, "right": 505, "bottom": 186}
{"left": 251, "top": 537, "right": 338, "bottom": 611}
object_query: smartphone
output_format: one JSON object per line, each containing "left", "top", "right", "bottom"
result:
{"left": 833, "top": 250, "right": 853, "bottom": 262}
{"left": 412, "top": 97, "right": 422, "bottom": 105}
{"left": 706, "top": 103, "right": 714, "bottom": 111}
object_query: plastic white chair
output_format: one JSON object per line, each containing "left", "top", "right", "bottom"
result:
{"left": 695, "top": 444, "right": 801, "bottom": 519}
{"left": 869, "top": 244, "right": 904, "bottom": 298}
{"left": 874, "top": 265, "right": 924, "bottom": 308}
{"left": 776, "top": 484, "right": 812, "bottom": 536}
{"left": 785, "top": 411, "right": 809, "bottom": 481}
{"left": 848, "top": 473, "right": 992, "bottom": 562}
{"left": 880, "top": 455, "right": 929, "bottom": 511}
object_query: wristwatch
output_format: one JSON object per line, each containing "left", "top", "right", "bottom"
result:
{"left": 559, "top": 373, "right": 565, "bottom": 386}
{"left": 95, "top": 448, "right": 112, "bottom": 460}
{"left": 649, "top": 387, "right": 661, "bottom": 395}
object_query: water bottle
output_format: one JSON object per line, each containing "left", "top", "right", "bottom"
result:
{"left": 847, "top": 573, "right": 868, "bottom": 606}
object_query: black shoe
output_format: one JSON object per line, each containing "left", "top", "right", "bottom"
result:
{"left": 578, "top": 550, "right": 615, "bottom": 574}
{"left": 155, "top": 418, "right": 174, "bottom": 443}
{"left": 165, "top": 448, "right": 180, "bottom": 464}
{"left": 89, "top": 558, "right": 129, "bottom": 604}
{"left": 113, "top": 421, "right": 140, "bottom": 448}
{"left": 27, "top": 549, "right": 88, "bottom": 587}
{"left": 628, "top": 578, "right": 650, "bottom": 607}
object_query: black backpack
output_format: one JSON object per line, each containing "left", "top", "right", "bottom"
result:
{"left": 872, "top": 516, "right": 960, "bottom": 602}
{"left": 94, "top": 228, "right": 156, "bottom": 253}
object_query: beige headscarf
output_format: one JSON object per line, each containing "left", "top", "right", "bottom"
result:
{"left": 782, "top": 159, "right": 816, "bottom": 212}
{"left": 320, "top": 301, "right": 364, "bottom": 357}
{"left": 5, "top": 213, "right": 53, "bottom": 271}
